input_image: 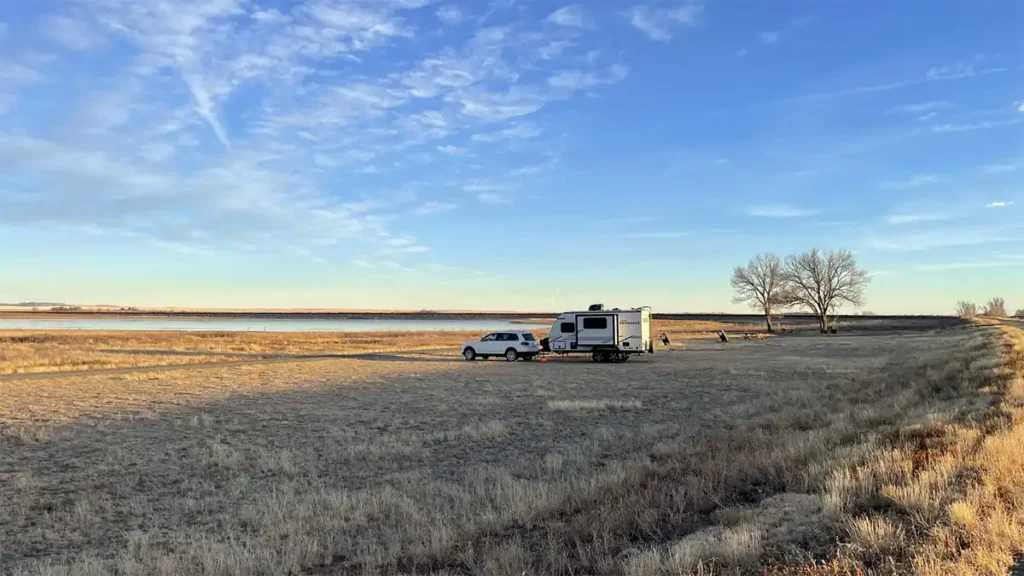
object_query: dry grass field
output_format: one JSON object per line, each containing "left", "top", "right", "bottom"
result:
{"left": 0, "top": 320, "right": 751, "bottom": 375}
{"left": 0, "top": 330, "right": 475, "bottom": 375}
{"left": 1, "top": 320, "right": 1021, "bottom": 575}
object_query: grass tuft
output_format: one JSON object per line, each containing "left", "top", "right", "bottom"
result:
{"left": 547, "top": 399, "right": 643, "bottom": 412}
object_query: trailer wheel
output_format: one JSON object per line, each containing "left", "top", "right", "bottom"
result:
{"left": 463, "top": 348, "right": 476, "bottom": 361}
{"left": 505, "top": 348, "right": 519, "bottom": 362}
{"left": 618, "top": 353, "right": 631, "bottom": 362}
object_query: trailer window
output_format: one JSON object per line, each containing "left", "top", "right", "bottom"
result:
{"left": 559, "top": 322, "right": 575, "bottom": 333}
{"left": 582, "top": 317, "right": 608, "bottom": 330}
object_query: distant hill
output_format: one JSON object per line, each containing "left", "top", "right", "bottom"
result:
{"left": 1, "top": 302, "right": 67, "bottom": 307}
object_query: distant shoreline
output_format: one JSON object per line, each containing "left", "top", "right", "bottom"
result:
{"left": 0, "top": 310, "right": 954, "bottom": 322}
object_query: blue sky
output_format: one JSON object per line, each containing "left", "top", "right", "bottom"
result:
{"left": 0, "top": 0, "right": 1021, "bottom": 313}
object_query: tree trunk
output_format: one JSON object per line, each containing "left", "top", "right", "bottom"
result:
{"left": 764, "top": 313, "right": 774, "bottom": 333}
{"left": 819, "top": 313, "right": 829, "bottom": 334}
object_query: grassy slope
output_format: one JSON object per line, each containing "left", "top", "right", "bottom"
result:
{"left": 767, "top": 325, "right": 1024, "bottom": 576}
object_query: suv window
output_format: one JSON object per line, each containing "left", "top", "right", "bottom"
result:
{"left": 560, "top": 322, "right": 575, "bottom": 334}
{"left": 481, "top": 334, "right": 496, "bottom": 341}
{"left": 521, "top": 333, "right": 536, "bottom": 341}
{"left": 582, "top": 317, "right": 608, "bottom": 330}
{"left": 500, "top": 333, "right": 518, "bottom": 341}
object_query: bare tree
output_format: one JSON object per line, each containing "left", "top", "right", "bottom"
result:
{"left": 730, "top": 253, "right": 793, "bottom": 333}
{"left": 984, "top": 297, "right": 1007, "bottom": 317}
{"left": 782, "top": 248, "right": 870, "bottom": 333}
{"left": 956, "top": 301, "right": 979, "bottom": 318}
{"left": 1015, "top": 309, "right": 1024, "bottom": 319}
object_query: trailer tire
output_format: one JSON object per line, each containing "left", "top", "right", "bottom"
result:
{"left": 505, "top": 348, "right": 518, "bottom": 362}
{"left": 463, "top": 348, "right": 477, "bottom": 361}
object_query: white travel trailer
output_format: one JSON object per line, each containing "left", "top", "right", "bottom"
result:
{"left": 541, "top": 305, "right": 653, "bottom": 362}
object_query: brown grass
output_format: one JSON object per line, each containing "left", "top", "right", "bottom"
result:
{"left": 1, "top": 321, "right": 1014, "bottom": 575}
{"left": 0, "top": 319, "right": 747, "bottom": 375}
{"left": 0, "top": 330, "right": 475, "bottom": 375}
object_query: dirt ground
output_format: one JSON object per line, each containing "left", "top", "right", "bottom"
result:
{"left": 0, "top": 322, "right": 1016, "bottom": 575}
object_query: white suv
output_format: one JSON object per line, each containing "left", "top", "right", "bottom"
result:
{"left": 462, "top": 331, "right": 540, "bottom": 362}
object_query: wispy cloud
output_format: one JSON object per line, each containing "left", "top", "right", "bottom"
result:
{"left": 415, "top": 201, "right": 458, "bottom": 215}
{"left": 472, "top": 123, "right": 543, "bottom": 142}
{"left": 42, "top": 14, "right": 104, "bottom": 50}
{"left": 510, "top": 164, "right": 545, "bottom": 177}
{"left": 0, "top": 62, "right": 44, "bottom": 84}
{"left": 747, "top": 205, "right": 819, "bottom": 218}
{"left": 435, "top": 5, "right": 465, "bottom": 25}
{"left": 987, "top": 201, "right": 1015, "bottom": 208}
{"left": 795, "top": 60, "right": 1009, "bottom": 101}
{"left": 548, "top": 64, "right": 628, "bottom": 91}
{"left": 0, "top": 94, "right": 16, "bottom": 115}
{"left": 0, "top": 0, "right": 641, "bottom": 259}
{"left": 894, "top": 100, "right": 951, "bottom": 121}
{"left": 932, "top": 119, "right": 1021, "bottom": 133}
{"left": 753, "top": 16, "right": 812, "bottom": 48}
{"left": 352, "top": 258, "right": 408, "bottom": 270}
{"left": 180, "top": 71, "right": 231, "bottom": 149}
{"left": 437, "top": 144, "right": 466, "bottom": 155}
{"left": 895, "top": 101, "right": 950, "bottom": 114}
{"left": 925, "top": 62, "right": 999, "bottom": 80}
{"left": 0, "top": 59, "right": 44, "bottom": 115}
{"left": 547, "top": 5, "right": 588, "bottom": 28}
{"left": 879, "top": 174, "right": 939, "bottom": 190}
{"left": 624, "top": 231, "right": 687, "bottom": 239}
{"left": 912, "top": 260, "right": 1022, "bottom": 272}
{"left": 376, "top": 241, "right": 430, "bottom": 255}
{"left": 628, "top": 4, "right": 702, "bottom": 42}
{"left": 983, "top": 163, "right": 1018, "bottom": 173}
{"left": 477, "top": 192, "right": 511, "bottom": 205}
{"left": 883, "top": 213, "right": 948, "bottom": 225}
{"left": 866, "top": 228, "right": 1014, "bottom": 251}
{"left": 463, "top": 180, "right": 504, "bottom": 193}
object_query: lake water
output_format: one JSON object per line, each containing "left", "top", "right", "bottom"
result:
{"left": 0, "top": 317, "right": 549, "bottom": 333}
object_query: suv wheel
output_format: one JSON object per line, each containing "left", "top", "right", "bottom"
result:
{"left": 505, "top": 348, "right": 518, "bottom": 362}
{"left": 463, "top": 348, "right": 476, "bottom": 361}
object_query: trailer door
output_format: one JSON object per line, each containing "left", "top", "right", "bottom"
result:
{"left": 576, "top": 314, "right": 615, "bottom": 348}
